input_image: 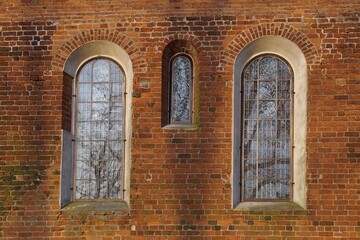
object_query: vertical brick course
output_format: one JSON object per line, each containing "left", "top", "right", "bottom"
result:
{"left": 0, "top": 0, "right": 359, "bottom": 239}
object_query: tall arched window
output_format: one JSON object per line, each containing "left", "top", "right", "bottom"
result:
{"left": 241, "top": 55, "right": 293, "bottom": 201}
{"left": 74, "top": 58, "right": 124, "bottom": 199}
{"left": 169, "top": 55, "right": 193, "bottom": 125}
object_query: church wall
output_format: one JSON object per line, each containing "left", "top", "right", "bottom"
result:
{"left": 0, "top": 1, "right": 359, "bottom": 239}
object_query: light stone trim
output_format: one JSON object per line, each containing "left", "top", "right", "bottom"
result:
{"left": 61, "top": 40, "right": 132, "bottom": 207}
{"left": 233, "top": 36, "right": 307, "bottom": 209}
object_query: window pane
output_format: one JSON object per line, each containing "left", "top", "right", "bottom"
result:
{"left": 77, "top": 103, "right": 91, "bottom": 121}
{"left": 244, "top": 100, "right": 257, "bottom": 119}
{"left": 75, "top": 59, "right": 123, "bottom": 199}
{"left": 92, "top": 83, "right": 109, "bottom": 102}
{"left": 108, "top": 141, "right": 122, "bottom": 161}
{"left": 78, "top": 64, "right": 91, "bottom": 83}
{"left": 258, "top": 120, "right": 276, "bottom": 139}
{"left": 109, "top": 122, "right": 122, "bottom": 141}
{"left": 277, "top": 120, "right": 290, "bottom": 139}
{"left": 278, "top": 59, "right": 291, "bottom": 80}
{"left": 76, "top": 160, "right": 92, "bottom": 180}
{"left": 109, "top": 102, "right": 122, "bottom": 121}
{"left": 91, "top": 122, "right": 108, "bottom": 141}
{"left": 76, "top": 180, "right": 90, "bottom": 199}
{"left": 244, "top": 164, "right": 256, "bottom": 199}
{"left": 277, "top": 100, "right": 290, "bottom": 119}
{"left": 110, "top": 82, "right": 122, "bottom": 102}
{"left": 78, "top": 84, "right": 91, "bottom": 102}
{"left": 244, "top": 58, "right": 259, "bottom": 81}
{"left": 170, "top": 55, "right": 192, "bottom": 123}
{"left": 243, "top": 140, "right": 257, "bottom": 159}
{"left": 277, "top": 80, "right": 291, "bottom": 99}
{"left": 91, "top": 102, "right": 108, "bottom": 121}
{"left": 277, "top": 140, "right": 290, "bottom": 159}
{"left": 76, "top": 142, "right": 90, "bottom": 161}
{"left": 258, "top": 100, "right": 276, "bottom": 119}
{"left": 93, "top": 59, "right": 109, "bottom": 82}
{"left": 243, "top": 120, "right": 257, "bottom": 139}
{"left": 77, "top": 122, "right": 90, "bottom": 140}
{"left": 258, "top": 140, "right": 276, "bottom": 160}
{"left": 259, "top": 81, "right": 276, "bottom": 99}
{"left": 90, "top": 141, "right": 107, "bottom": 161}
{"left": 242, "top": 55, "right": 292, "bottom": 200}
{"left": 244, "top": 81, "right": 257, "bottom": 100}
{"left": 259, "top": 57, "right": 276, "bottom": 80}
{"left": 108, "top": 179, "right": 121, "bottom": 198}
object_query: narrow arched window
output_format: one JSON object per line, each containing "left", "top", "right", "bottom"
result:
{"left": 75, "top": 58, "right": 124, "bottom": 199}
{"left": 169, "top": 55, "right": 193, "bottom": 124}
{"left": 242, "top": 55, "right": 293, "bottom": 201}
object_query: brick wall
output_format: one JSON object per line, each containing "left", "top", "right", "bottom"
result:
{"left": 0, "top": 1, "right": 359, "bottom": 239}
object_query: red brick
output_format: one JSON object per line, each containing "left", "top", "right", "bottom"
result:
{"left": 0, "top": 1, "right": 359, "bottom": 239}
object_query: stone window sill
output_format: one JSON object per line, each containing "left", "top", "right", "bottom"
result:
{"left": 235, "top": 201, "right": 306, "bottom": 212}
{"left": 61, "top": 201, "right": 129, "bottom": 212}
{"left": 162, "top": 124, "right": 197, "bottom": 130}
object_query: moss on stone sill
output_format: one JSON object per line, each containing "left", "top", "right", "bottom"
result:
{"left": 61, "top": 201, "right": 129, "bottom": 212}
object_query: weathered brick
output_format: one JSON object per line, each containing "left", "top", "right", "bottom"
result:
{"left": 0, "top": 1, "right": 359, "bottom": 239}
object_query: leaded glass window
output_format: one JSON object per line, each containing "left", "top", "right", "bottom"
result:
{"left": 75, "top": 59, "right": 124, "bottom": 199}
{"left": 170, "top": 55, "right": 192, "bottom": 124}
{"left": 242, "top": 55, "right": 293, "bottom": 200}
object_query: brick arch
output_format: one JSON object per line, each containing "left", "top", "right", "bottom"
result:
{"left": 160, "top": 33, "right": 204, "bottom": 54}
{"left": 222, "top": 23, "right": 319, "bottom": 67}
{"left": 230, "top": 23, "right": 314, "bottom": 209}
{"left": 54, "top": 29, "right": 141, "bottom": 206}
{"left": 52, "top": 28, "right": 145, "bottom": 73}
{"left": 160, "top": 34, "right": 203, "bottom": 128}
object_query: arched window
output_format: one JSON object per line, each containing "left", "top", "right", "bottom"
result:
{"left": 74, "top": 58, "right": 124, "bottom": 199}
{"left": 241, "top": 55, "right": 293, "bottom": 200}
{"left": 161, "top": 40, "right": 199, "bottom": 128}
{"left": 61, "top": 41, "right": 133, "bottom": 208}
{"left": 169, "top": 54, "right": 193, "bottom": 125}
{"left": 232, "top": 36, "right": 307, "bottom": 209}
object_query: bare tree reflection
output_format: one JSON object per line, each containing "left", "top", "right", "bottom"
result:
{"left": 75, "top": 59, "right": 123, "bottom": 199}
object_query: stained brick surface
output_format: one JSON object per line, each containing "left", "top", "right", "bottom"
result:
{"left": 0, "top": 1, "right": 359, "bottom": 239}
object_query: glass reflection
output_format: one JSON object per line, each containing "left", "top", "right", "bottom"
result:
{"left": 171, "top": 55, "right": 192, "bottom": 123}
{"left": 75, "top": 59, "right": 123, "bottom": 199}
{"left": 242, "top": 55, "right": 292, "bottom": 200}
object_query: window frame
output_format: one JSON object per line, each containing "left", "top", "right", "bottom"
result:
{"left": 240, "top": 54, "right": 294, "bottom": 202}
{"left": 168, "top": 53, "right": 194, "bottom": 126}
{"left": 72, "top": 57, "right": 126, "bottom": 201}
{"left": 61, "top": 41, "right": 133, "bottom": 209}
{"left": 232, "top": 36, "right": 308, "bottom": 210}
